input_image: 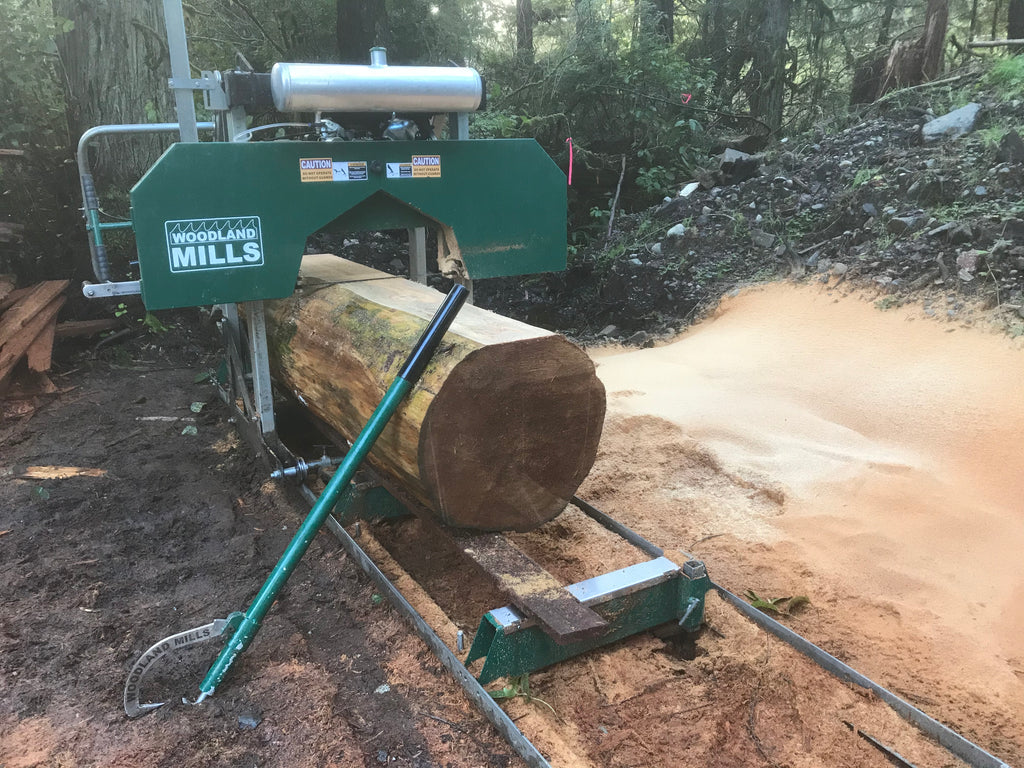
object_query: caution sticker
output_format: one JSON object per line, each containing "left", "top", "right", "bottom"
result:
{"left": 386, "top": 162, "right": 414, "bottom": 179}
{"left": 335, "top": 161, "right": 367, "bottom": 181}
{"left": 299, "top": 158, "right": 333, "bottom": 182}
{"left": 299, "top": 158, "right": 368, "bottom": 182}
{"left": 411, "top": 155, "right": 441, "bottom": 178}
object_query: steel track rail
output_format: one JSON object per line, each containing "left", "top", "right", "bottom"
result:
{"left": 299, "top": 485, "right": 552, "bottom": 768}
{"left": 299, "top": 477, "right": 1011, "bottom": 768}
{"left": 713, "top": 585, "right": 1011, "bottom": 768}
{"left": 570, "top": 497, "right": 1013, "bottom": 768}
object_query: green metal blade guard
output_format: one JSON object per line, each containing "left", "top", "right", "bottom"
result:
{"left": 129, "top": 139, "right": 567, "bottom": 310}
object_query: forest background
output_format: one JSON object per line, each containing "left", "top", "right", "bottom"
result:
{"left": 0, "top": 0, "right": 1022, "bottom": 286}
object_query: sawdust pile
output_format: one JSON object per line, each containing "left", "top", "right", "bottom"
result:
{"left": 576, "top": 283, "right": 1024, "bottom": 764}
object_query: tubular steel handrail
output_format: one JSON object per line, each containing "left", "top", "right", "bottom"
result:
{"left": 76, "top": 122, "right": 215, "bottom": 282}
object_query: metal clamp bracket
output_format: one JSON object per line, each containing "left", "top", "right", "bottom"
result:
{"left": 82, "top": 280, "right": 142, "bottom": 299}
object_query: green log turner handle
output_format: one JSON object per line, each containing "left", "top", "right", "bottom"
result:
{"left": 194, "top": 283, "right": 469, "bottom": 704}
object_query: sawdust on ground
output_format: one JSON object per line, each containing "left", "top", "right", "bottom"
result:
{"left": 370, "top": 282, "right": 1022, "bottom": 767}
{"left": 577, "top": 281, "right": 1024, "bottom": 765}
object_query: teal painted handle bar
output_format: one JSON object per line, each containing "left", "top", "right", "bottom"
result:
{"left": 196, "top": 283, "right": 469, "bottom": 701}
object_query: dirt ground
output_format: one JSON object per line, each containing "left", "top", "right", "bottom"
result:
{"left": 1, "top": 283, "right": 1021, "bottom": 767}
{"left": 0, "top": 323, "right": 518, "bottom": 768}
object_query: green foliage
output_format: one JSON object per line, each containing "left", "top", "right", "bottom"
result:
{"left": 468, "top": 108, "right": 521, "bottom": 139}
{"left": 142, "top": 312, "right": 171, "bottom": 334}
{"left": 186, "top": 0, "right": 338, "bottom": 72}
{"left": 594, "top": 211, "right": 666, "bottom": 270}
{"left": 488, "top": 674, "right": 557, "bottom": 715}
{"left": 0, "top": 1, "right": 83, "bottom": 282}
{"left": 983, "top": 55, "right": 1024, "bottom": 100}
{"left": 635, "top": 164, "right": 675, "bottom": 195}
{"left": 851, "top": 167, "right": 880, "bottom": 188}
{"left": 478, "top": 2, "right": 713, "bottom": 209}
{"left": 0, "top": 0, "right": 70, "bottom": 148}
{"left": 744, "top": 589, "right": 809, "bottom": 615}
{"left": 729, "top": 212, "right": 749, "bottom": 239}
{"left": 113, "top": 303, "right": 171, "bottom": 334}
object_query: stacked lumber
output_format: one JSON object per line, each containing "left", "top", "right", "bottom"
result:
{"left": 0, "top": 279, "right": 69, "bottom": 412}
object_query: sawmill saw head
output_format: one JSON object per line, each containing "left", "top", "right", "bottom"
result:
{"left": 130, "top": 138, "right": 567, "bottom": 310}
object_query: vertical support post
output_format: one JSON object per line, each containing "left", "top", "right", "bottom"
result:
{"left": 445, "top": 113, "right": 473, "bottom": 302}
{"left": 408, "top": 227, "right": 428, "bottom": 285}
{"left": 161, "top": 0, "right": 198, "bottom": 143}
{"left": 224, "top": 106, "right": 248, "bottom": 142}
{"left": 457, "top": 276, "right": 474, "bottom": 305}
{"left": 448, "top": 112, "right": 469, "bottom": 140}
{"left": 243, "top": 300, "right": 276, "bottom": 438}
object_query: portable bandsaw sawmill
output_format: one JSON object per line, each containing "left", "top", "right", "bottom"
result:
{"left": 73, "top": 3, "right": 713, "bottom": 741}
{"left": 71, "top": 7, "right": 1021, "bottom": 768}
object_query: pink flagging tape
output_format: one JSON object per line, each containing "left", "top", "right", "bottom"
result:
{"left": 565, "top": 137, "right": 573, "bottom": 186}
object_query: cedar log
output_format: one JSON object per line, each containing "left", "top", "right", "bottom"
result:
{"left": 264, "top": 255, "right": 606, "bottom": 532}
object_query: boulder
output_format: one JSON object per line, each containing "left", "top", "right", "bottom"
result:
{"left": 921, "top": 103, "right": 982, "bottom": 142}
{"left": 887, "top": 215, "right": 928, "bottom": 235}
{"left": 996, "top": 130, "right": 1024, "bottom": 164}
{"left": 718, "top": 148, "right": 760, "bottom": 184}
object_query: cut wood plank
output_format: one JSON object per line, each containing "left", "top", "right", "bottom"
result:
{"left": 0, "top": 280, "right": 69, "bottom": 348}
{"left": 0, "top": 275, "right": 15, "bottom": 304}
{"left": 26, "top": 312, "right": 58, "bottom": 372}
{"left": 55, "top": 318, "right": 122, "bottom": 338}
{"left": 0, "top": 296, "right": 66, "bottom": 387}
{"left": 21, "top": 466, "right": 107, "bottom": 479}
{"left": 265, "top": 254, "right": 606, "bottom": 532}
{"left": 0, "top": 286, "right": 32, "bottom": 314}
{"left": 453, "top": 532, "right": 608, "bottom": 644}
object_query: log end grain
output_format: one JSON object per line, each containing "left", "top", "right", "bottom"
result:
{"left": 421, "top": 336, "right": 605, "bottom": 531}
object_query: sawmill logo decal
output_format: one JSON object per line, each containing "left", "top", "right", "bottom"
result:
{"left": 164, "top": 216, "right": 264, "bottom": 273}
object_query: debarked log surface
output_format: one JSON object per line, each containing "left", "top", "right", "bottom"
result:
{"left": 264, "top": 254, "right": 606, "bottom": 532}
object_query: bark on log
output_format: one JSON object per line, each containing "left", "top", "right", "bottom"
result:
{"left": 264, "top": 255, "right": 606, "bottom": 532}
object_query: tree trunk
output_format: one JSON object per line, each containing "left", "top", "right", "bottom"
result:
{"left": 53, "top": 0, "right": 175, "bottom": 187}
{"left": 877, "top": 0, "right": 897, "bottom": 46}
{"left": 1009, "top": 0, "right": 1024, "bottom": 49}
{"left": 747, "top": 0, "right": 792, "bottom": 133}
{"left": 516, "top": 0, "right": 534, "bottom": 65}
{"left": 920, "top": 0, "right": 948, "bottom": 80}
{"left": 655, "top": 0, "right": 674, "bottom": 42}
{"left": 698, "top": 0, "right": 730, "bottom": 82}
{"left": 634, "top": 0, "right": 673, "bottom": 44}
{"left": 336, "top": 0, "right": 389, "bottom": 63}
{"left": 264, "top": 255, "right": 607, "bottom": 533}
{"left": 969, "top": 0, "right": 981, "bottom": 41}
{"left": 877, "top": 0, "right": 947, "bottom": 97}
